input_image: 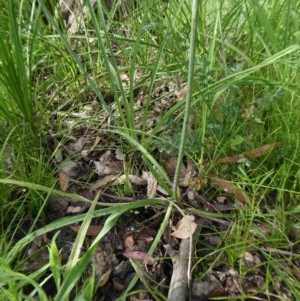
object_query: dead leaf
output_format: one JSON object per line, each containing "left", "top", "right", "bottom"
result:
{"left": 142, "top": 171, "right": 157, "bottom": 198}
{"left": 124, "top": 228, "right": 157, "bottom": 253}
{"left": 180, "top": 159, "right": 196, "bottom": 187}
{"left": 133, "top": 227, "right": 157, "bottom": 241}
{"left": 98, "top": 269, "right": 111, "bottom": 287}
{"left": 91, "top": 175, "right": 118, "bottom": 189}
{"left": 122, "top": 251, "right": 155, "bottom": 265}
{"left": 124, "top": 233, "right": 136, "bottom": 250}
{"left": 115, "top": 149, "right": 125, "bottom": 161}
{"left": 216, "top": 142, "right": 283, "bottom": 164}
{"left": 171, "top": 215, "right": 197, "bottom": 239}
{"left": 93, "top": 160, "right": 111, "bottom": 176}
{"left": 210, "top": 178, "right": 253, "bottom": 204}
{"left": 113, "top": 276, "right": 125, "bottom": 291}
{"left": 49, "top": 196, "right": 69, "bottom": 215}
{"left": 58, "top": 170, "right": 69, "bottom": 192}
{"left": 73, "top": 138, "right": 91, "bottom": 153}
{"left": 163, "top": 157, "right": 194, "bottom": 187}
{"left": 75, "top": 187, "right": 94, "bottom": 200}
{"left": 69, "top": 224, "right": 103, "bottom": 236}
{"left": 61, "top": 160, "right": 87, "bottom": 179}
{"left": 163, "top": 156, "right": 178, "bottom": 178}
{"left": 175, "top": 86, "right": 187, "bottom": 100}
{"left": 128, "top": 175, "right": 147, "bottom": 185}
{"left": 216, "top": 195, "right": 228, "bottom": 204}
{"left": 244, "top": 142, "right": 283, "bottom": 158}
{"left": 156, "top": 185, "right": 169, "bottom": 196}
{"left": 66, "top": 206, "right": 83, "bottom": 214}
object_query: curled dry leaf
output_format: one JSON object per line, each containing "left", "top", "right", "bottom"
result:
{"left": 171, "top": 215, "right": 197, "bottom": 239}
{"left": 142, "top": 171, "right": 157, "bottom": 198}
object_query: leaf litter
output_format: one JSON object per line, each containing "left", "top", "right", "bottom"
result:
{"left": 16, "top": 78, "right": 299, "bottom": 301}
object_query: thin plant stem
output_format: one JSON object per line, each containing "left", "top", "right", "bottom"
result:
{"left": 172, "top": 0, "right": 199, "bottom": 201}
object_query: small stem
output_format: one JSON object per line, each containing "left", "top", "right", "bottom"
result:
{"left": 173, "top": 0, "right": 199, "bottom": 201}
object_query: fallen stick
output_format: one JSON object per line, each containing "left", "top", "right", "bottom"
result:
{"left": 166, "top": 226, "right": 199, "bottom": 301}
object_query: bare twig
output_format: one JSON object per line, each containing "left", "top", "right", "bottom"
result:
{"left": 166, "top": 225, "right": 200, "bottom": 301}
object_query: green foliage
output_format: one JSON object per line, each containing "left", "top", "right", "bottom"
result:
{"left": 0, "top": 0, "right": 300, "bottom": 299}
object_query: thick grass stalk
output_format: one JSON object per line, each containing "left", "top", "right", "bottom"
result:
{"left": 172, "top": 0, "right": 199, "bottom": 201}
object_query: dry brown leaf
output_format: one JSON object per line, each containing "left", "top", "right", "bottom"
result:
{"left": 128, "top": 175, "right": 148, "bottom": 185}
{"left": 124, "top": 234, "right": 136, "bottom": 250}
{"left": 75, "top": 187, "right": 94, "bottom": 200}
{"left": 58, "top": 170, "right": 69, "bottom": 192}
{"left": 216, "top": 142, "right": 283, "bottom": 164}
{"left": 163, "top": 156, "right": 188, "bottom": 185}
{"left": 171, "top": 215, "right": 197, "bottom": 239}
{"left": 122, "top": 251, "right": 155, "bottom": 265}
{"left": 210, "top": 178, "right": 253, "bottom": 204}
{"left": 134, "top": 227, "right": 157, "bottom": 241}
{"left": 69, "top": 224, "right": 103, "bottom": 236}
{"left": 163, "top": 156, "right": 178, "bottom": 178}
{"left": 91, "top": 175, "right": 118, "bottom": 189}
{"left": 180, "top": 159, "right": 196, "bottom": 187}
{"left": 244, "top": 142, "right": 283, "bottom": 158}
{"left": 98, "top": 269, "right": 111, "bottom": 287}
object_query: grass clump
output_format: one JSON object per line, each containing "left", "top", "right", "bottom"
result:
{"left": 0, "top": 0, "right": 299, "bottom": 300}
